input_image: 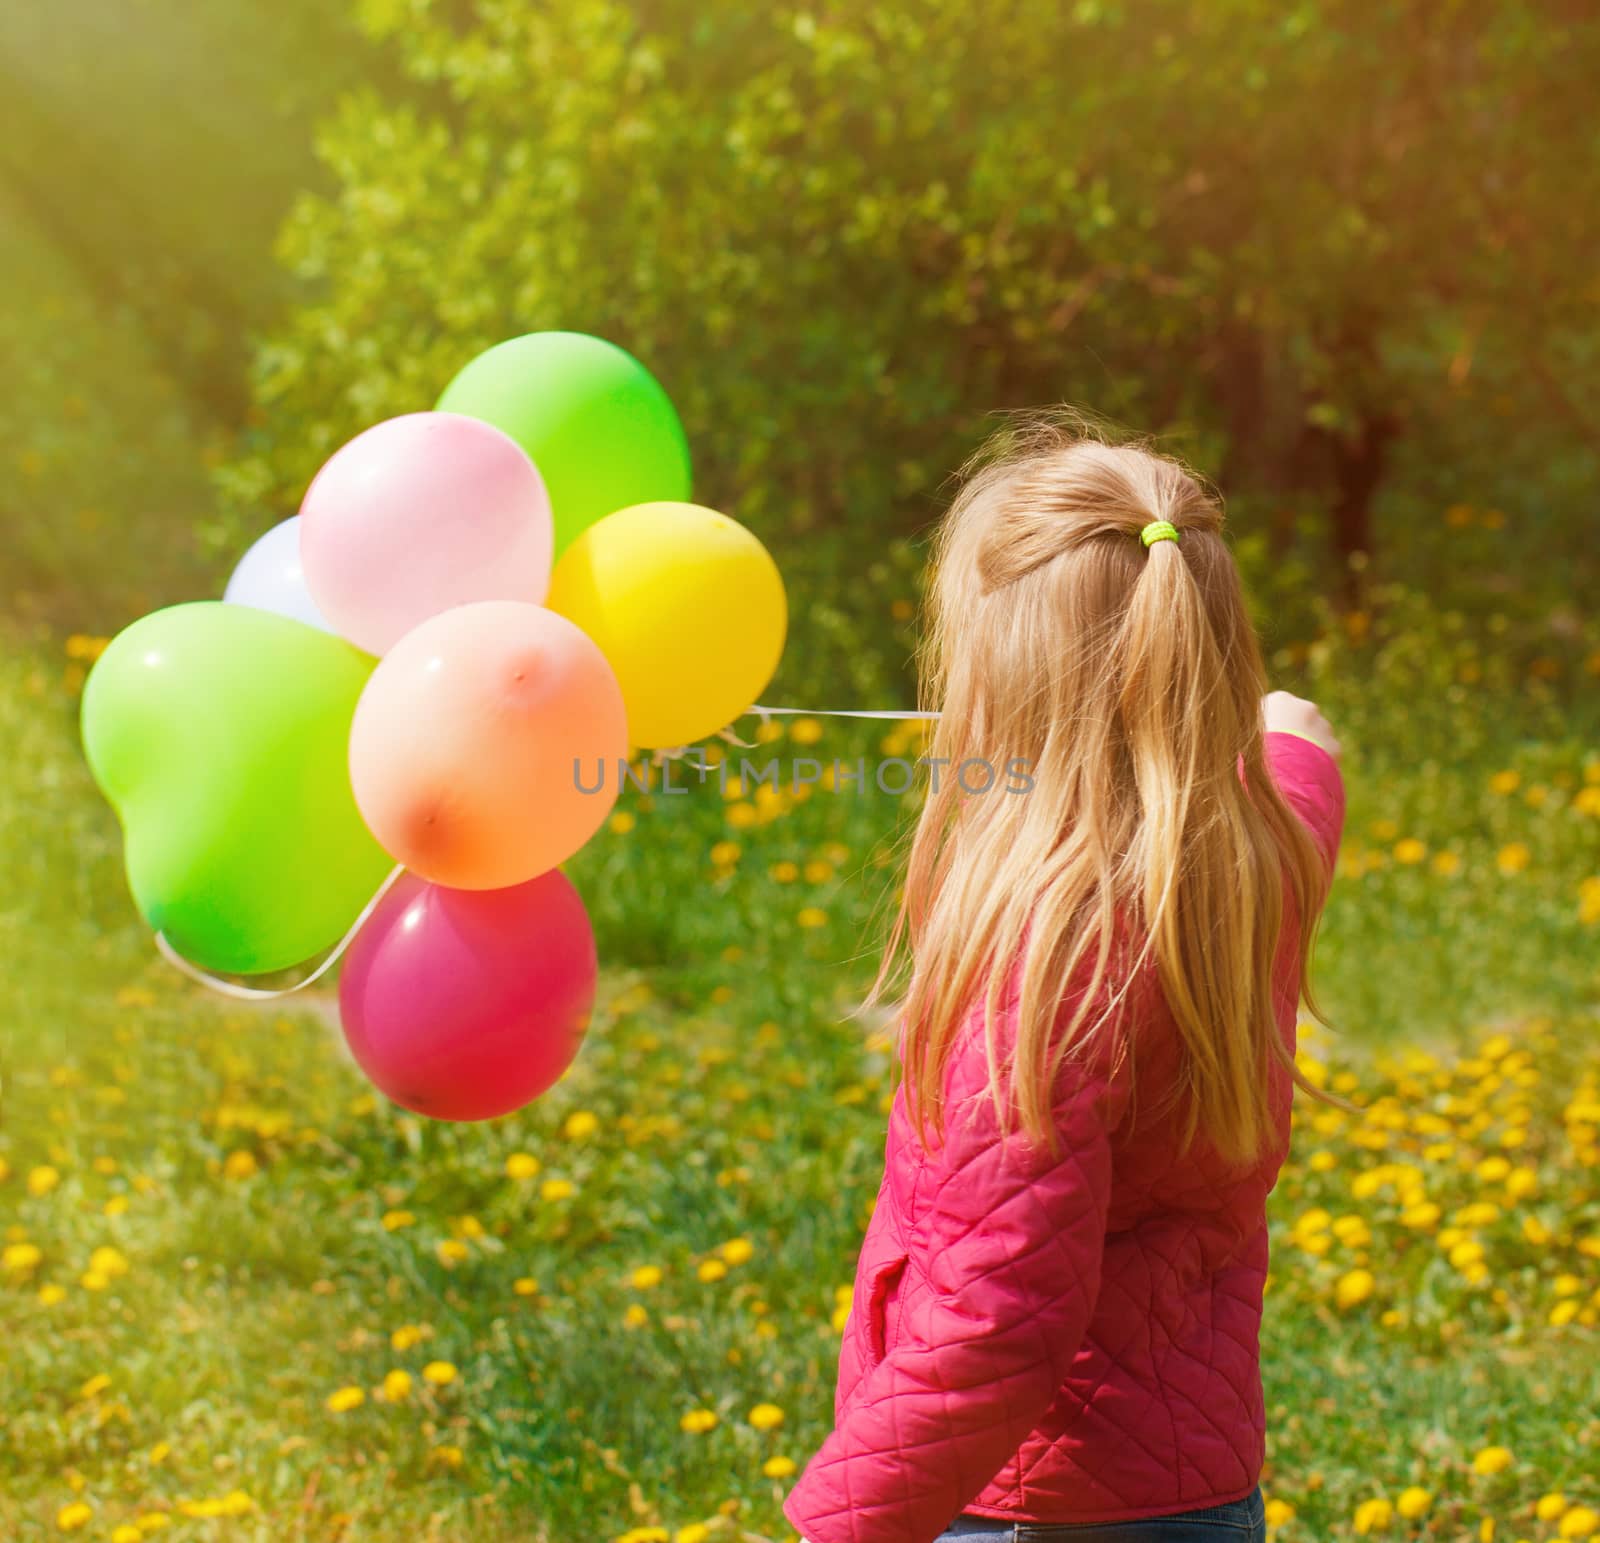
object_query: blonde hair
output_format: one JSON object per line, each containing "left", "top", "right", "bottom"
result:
{"left": 876, "top": 412, "right": 1332, "bottom": 1167}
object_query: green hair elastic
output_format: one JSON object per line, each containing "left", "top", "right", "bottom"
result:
{"left": 1140, "top": 520, "right": 1180, "bottom": 548}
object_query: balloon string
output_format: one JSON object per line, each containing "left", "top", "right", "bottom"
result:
{"left": 748, "top": 705, "right": 942, "bottom": 721}
{"left": 152, "top": 865, "right": 407, "bottom": 1002}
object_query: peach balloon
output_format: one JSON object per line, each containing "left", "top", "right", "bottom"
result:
{"left": 348, "top": 601, "right": 627, "bottom": 888}
{"left": 299, "top": 412, "right": 553, "bottom": 655}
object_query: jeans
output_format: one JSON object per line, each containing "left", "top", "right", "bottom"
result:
{"left": 935, "top": 1486, "right": 1266, "bottom": 1542}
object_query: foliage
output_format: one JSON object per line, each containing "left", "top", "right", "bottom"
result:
{"left": 224, "top": 0, "right": 1600, "bottom": 584}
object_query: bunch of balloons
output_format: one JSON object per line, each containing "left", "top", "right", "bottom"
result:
{"left": 81, "top": 332, "right": 787, "bottom": 1121}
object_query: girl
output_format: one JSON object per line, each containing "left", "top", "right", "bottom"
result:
{"left": 781, "top": 419, "right": 1345, "bottom": 1543}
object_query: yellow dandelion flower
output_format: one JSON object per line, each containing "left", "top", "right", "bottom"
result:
{"left": 1496, "top": 843, "right": 1531, "bottom": 875}
{"left": 57, "top": 1502, "right": 94, "bottom": 1532}
{"left": 505, "top": 1152, "right": 541, "bottom": 1180}
{"left": 630, "top": 1265, "right": 664, "bottom": 1289}
{"left": 80, "top": 1269, "right": 110, "bottom": 1292}
{"left": 1580, "top": 879, "right": 1600, "bottom": 926}
{"left": 797, "top": 907, "right": 827, "bottom": 929}
{"left": 79, "top": 1374, "right": 112, "bottom": 1400}
{"left": 1560, "top": 1507, "right": 1599, "bottom": 1538}
{"left": 38, "top": 1284, "right": 67, "bottom": 1306}
{"left": 1489, "top": 770, "right": 1520, "bottom": 796}
{"left": 1431, "top": 850, "right": 1462, "bottom": 877}
{"left": 609, "top": 811, "right": 636, "bottom": 835}
{"left": 1331, "top": 1215, "right": 1371, "bottom": 1246}
{"left": 719, "top": 1238, "right": 755, "bottom": 1266}
{"left": 680, "top": 1408, "right": 718, "bottom": 1433}
{"left": 1396, "top": 1487, "right": 1432, "bottom": 1519}
{"left": 513, "top": 1277, "right": 539, "bottom": 1297}
{"left": 698, "top": 1258, "right": 728, "bottom": 1283}
{"left": 28, "top": 1165, "right": 61, "bottom": 1197}
{"left": 709, "top": 841, "right": 741, "bottom": 866}
{"left": 623, "top": 1303, "right": 649, "bottom": 1328}
{"left": 391, "top": 1324, "right": 425, "bottom": 1352}
{"left": 326, "top": 1386, "right": 365, "bottom": 1413}
{"left": 382, "top": 1209, "right": 416, "bottom": 1230}
{"left": 2, "top": 1241, "right": 43, "bottom": 1272}
{"left": 675, "top": 1525, "right": 711, "bottom": 1543}
{"left": 564, "top": 1110, "right": 600, "bottom": 1140}
{"left": 431, "top": 1444, "right": 465, "bottom": 1469}
{"left": 103, "top": 1195, "right": 129, "bottom": 1217}
{"left": 382, "top": 1369, "right": 413, "bottom": 1402}
{"left": 1264, "top": 1498, "right": 1295, "bottom": 1527}
{"left": 88, "top": 1246, "right": 129, "bottom": 1279}
{"left": 422, "top": 1360, "right": 457, "bottom": 1386}
{"left": 790, "top": 718, "right": 823, "bottom": 745}
{"left": 1549, "top": 1300, "right": 1580, "bottom": 1327}
{"left": 1537, "top": 1495, "right": 1568, "bottom": 1523}
{"left": 1472, "top": 1445, "right": 1513, "bottom": 1476}
{"left": 1393, "top": 838, "right": 1427, "bottom": 865}
{"left": 221, "top": 1150, "right": 258, "bottom": 1181}
{"left": 541, "top": 1178, "right": 575, "bottom": 1202}
{"left": 112, "top": 1527, "right": 143, "bottom": 1543}
{"left": 436, "top": 1239, "right": 470, "bottom": 1266}
{"left": 1335, "top": 1269, "right": 1375, "bottom": 1310}
{"left": 1353, "top": 1497, "right": 1393, "bottom": 1533}
{"left": 748, "top": 1402, "right": 785, "bottom": 1431}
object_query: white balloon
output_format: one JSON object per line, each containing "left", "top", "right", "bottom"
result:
{"left": 223, "top": 516, "right": 335, "bottom": 634}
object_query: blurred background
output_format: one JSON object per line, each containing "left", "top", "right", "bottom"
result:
{"left": 3, "top": 2, "right": 1598, "bottom": 1540}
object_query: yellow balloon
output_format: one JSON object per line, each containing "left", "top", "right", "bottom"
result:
{"left": 547, "top": 501, "right": 786, "bottom": 749}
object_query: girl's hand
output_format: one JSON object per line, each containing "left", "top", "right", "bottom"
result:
{"left": 1262, "top": 690, "right": 1341, "bottom": 760}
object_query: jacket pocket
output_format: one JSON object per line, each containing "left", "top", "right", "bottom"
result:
{"left": 863, "top": 1252, "right": 909, "bottom": 1368}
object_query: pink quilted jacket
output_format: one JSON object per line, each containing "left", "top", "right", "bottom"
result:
{"left": 784, "top": 733, "right": 1345, "bottom": 1543}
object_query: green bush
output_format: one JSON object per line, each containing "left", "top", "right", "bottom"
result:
{"left": 220, "top": 0, "right": 1600, "bottom": 602}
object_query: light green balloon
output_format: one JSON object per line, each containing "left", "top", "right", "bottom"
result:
{"left": 436, "top": 331, "right": 692, "bottom": 556}
{"left": 80, "top": 601, "right": 392, "bottom": 974}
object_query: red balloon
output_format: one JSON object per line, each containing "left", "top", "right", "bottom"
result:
{"left": 338, "top": 870, "right": 596, "bottom": 1121}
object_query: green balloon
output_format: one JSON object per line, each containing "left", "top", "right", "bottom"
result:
{"left": 81, "top": 601, "right": 392, "bottom": 974}
{"left": 436, "top": 331, "right": 692, "bottom": 555}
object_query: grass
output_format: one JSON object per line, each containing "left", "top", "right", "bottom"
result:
{"left": 3, "top": 610, "right": 1600, "bottom": 1542}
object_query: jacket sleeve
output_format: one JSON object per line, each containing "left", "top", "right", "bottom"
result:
{"left": 783, "top": 1008, "right": 1132, "bottom": 1543}
{"left": 1263, "top": 730, "right": 1346, "bottom": 881}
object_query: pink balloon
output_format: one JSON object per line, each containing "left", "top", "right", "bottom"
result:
{"left": 299, "top": 412, "right": 553, "bottom": 655}
{"left": 339, "top": 869, "right": 596, "bottom": 1121}
{"left": 348, "top": 600, "right": 628, "bottom": 889}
